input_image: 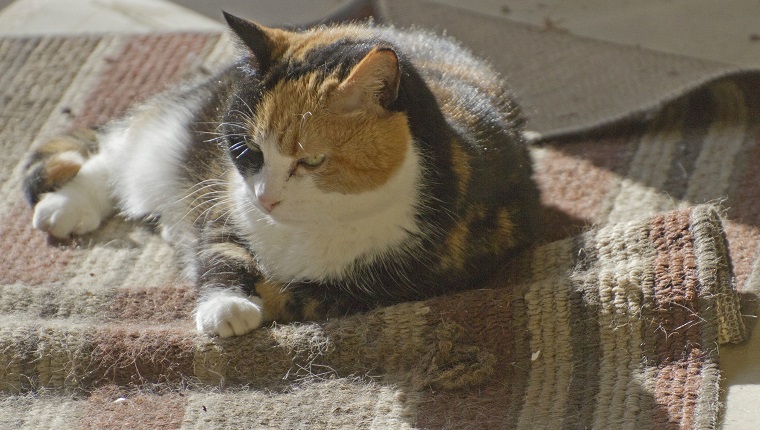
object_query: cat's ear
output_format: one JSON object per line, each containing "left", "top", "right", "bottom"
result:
{"left": 223, "top": 11, "right": 290, "bottom": 72}
{"left": 332, "top": 47, "right": 400, "bottom": 113}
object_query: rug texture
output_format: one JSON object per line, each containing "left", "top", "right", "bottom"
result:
{"left": 0, "top": 1, "right": 758, "bottom": 429}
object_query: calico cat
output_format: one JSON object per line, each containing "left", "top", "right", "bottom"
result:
{"left": 23, "top": 12, "right": 541, "bottom": 337}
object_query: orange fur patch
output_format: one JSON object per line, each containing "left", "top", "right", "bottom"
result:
{"left": 31, "top": 132, "right": 95, "bottom": 189}
{"left": 309, "top": 109, "right": 410, "bottom": 193}
{"left": 494, "top": 209, "right": 517, "bottom": 250}
{"left": 439, "top": 205, "right": 488, "bottom": 271}
{"left": 43, "top": 156, "right": 82, "bottom": 188}
{"left": 255, "top": 281, "right": 293, "bottom": 323}
{"left": 251, "top": 74, "right": 411, "bottom": 194}
{"left": 450, "top": 143, "right": 471, "bottom": 198}
{"left": 440, "top": 218, "right": 469, "bottom": 271}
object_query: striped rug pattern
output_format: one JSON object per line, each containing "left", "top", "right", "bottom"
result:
{"left": 0, "top": 31, "right": 752, "bottom": 429}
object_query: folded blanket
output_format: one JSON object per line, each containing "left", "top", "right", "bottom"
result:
{"left": 372, "top": 0, "right": 760, "bottom": 139}
{"left": 1, "top": 2, "right": 757, "bottom": 428}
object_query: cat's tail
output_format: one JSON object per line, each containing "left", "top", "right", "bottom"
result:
{"left": 22, "top": 128, "right": 99, "bottom": 206}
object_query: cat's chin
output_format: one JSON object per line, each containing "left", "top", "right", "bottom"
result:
{"left": 255, "top": 207, "right": 302, "bottom": 226}
{"left": 263, "top": 212, "right": 294, "bottom": 225}
{"left": 266, "top": 213, "right": 331, "bottom": 227}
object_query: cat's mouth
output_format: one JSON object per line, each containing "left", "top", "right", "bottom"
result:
{"left": 256, "top": 195, "right": 281, "bottom": 213}
{"left": 253, "top": 200, "right": 279, "bottom": 216}
{"left": 253, "top": 201, "right": 296, "bottom": 225}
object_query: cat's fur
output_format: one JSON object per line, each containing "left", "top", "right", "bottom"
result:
{"left": 23, "top": 13, "right": 541, "bottom": 337}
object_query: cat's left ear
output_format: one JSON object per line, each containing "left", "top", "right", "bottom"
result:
{"left": 332, "top": 47, "right": 400, "bottom": 114}
{"left": 223, "top": 11, "right": 290, "bottom": 72}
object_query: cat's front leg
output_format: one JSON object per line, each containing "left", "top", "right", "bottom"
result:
{"left": 193, "top": 233, "right": 271, "bottom": 337}
{"left": 195, "top": 279, "right": 303, "bottom": 337}
{"left": 195, "top": 289, "right": 265, "bottom": 338}
{"left": 192, "top": 236, "right": 325, "bottom": 336}
{"left": 192, "top": 229, "right": 371, "bottom": 336}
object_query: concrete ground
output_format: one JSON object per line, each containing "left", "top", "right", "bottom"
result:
{"left": 1, "top": 1, "right": 758, "bottom": 428}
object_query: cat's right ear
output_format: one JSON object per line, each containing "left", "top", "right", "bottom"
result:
{"left": 223, "top": 11, "right": 290, "bottom": 72}
{"left": 330, "top": 47, "right": 401, "bottom": 114}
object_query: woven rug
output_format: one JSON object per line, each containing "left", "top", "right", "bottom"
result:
{"left": 1, "top": 2, "right": 758, "bottom": 429}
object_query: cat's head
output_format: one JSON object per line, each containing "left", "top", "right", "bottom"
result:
{"left": 220, "top": 13, "right": 419, "bottom": 226}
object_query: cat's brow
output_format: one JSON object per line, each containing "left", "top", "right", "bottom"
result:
{"left": 296, "top": 111, "right": 312, "bottom": 122}
{"left": 291, "top": 111, "right": 313, "bottom": 154}
{"left": 296, "top": 111, "right": 312, "bottom": 132}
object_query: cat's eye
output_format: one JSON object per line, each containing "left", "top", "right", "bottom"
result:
{"left": 299, "top": 153, "right": 326, "bottom": 168}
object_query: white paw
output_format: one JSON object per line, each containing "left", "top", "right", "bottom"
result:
{"left": 33, "top": 186, "right": 109, "bottom": 239}
{"left": 195, "top": 292, "right": 264, "bottom": 337}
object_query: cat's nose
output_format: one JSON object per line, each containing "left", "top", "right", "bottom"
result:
{"left": 258, "top": 195, "right": 281, "bottom": 212}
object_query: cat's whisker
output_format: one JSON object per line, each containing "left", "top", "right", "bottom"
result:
{"left": 213, "top": 121, "right": 248, "bottom": 134}
{"left": 187, "top": 191, "right": 227, "bottom": 213}
{"left": 204, "top": 135, "right": 231, "bottom": 144}
{"left": 212, "top": 134, "right": 250, "bottom": 147}
{"left": 219, "top": 200, "right": 240, "bottom": 230}
{"left": 188, "top": 190, "right": 227, "bottom": 209}
{"left": 196, "top": 197, "right": 237, "bottom": 226}
{"left": 229, "top": 109, "right": 254, "bottom": 123}
{"left": 179, "top": 179, "right": 226, "bottom": 201}
{"left": 234, "top": 94, "right": 256, "bottom": 119}
{"left": 192, "top": 200, "right": 226, "bottom": 225}
{"left": 175, "top": 189, "right": 223, "bottom": 210}
{"left": 193, "top": 120, "right": 237, "bottom": 126}
{"left": 197, "top": 131, "right": 236, "bottom": 138}
{"left": 166, "top": 181, "right": 230, "bottom": 230}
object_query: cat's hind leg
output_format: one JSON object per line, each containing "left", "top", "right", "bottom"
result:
{"left": 24, "top": 129, "right": 116, "bottom": 238}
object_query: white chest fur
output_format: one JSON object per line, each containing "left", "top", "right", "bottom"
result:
{"left": 231, "top": 145, "right": 422, "bottom": 283}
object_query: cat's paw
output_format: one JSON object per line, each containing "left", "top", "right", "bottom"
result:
{"left": 195, "top": 292, "right": 264, "bottom": 337}
{"left": 33, "top": 187, "right": 108, "bottom": 239}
